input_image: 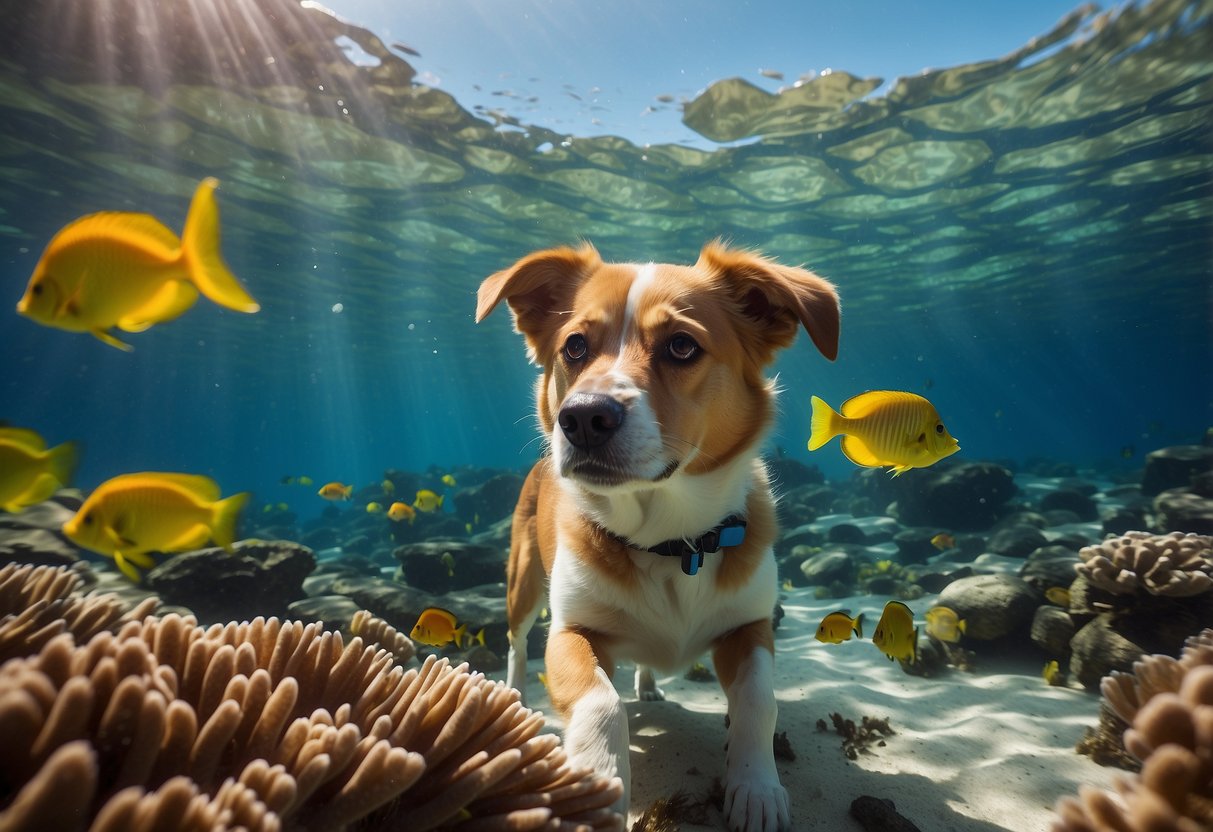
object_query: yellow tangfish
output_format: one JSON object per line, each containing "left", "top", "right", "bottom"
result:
{"left": 366, "top": 501, "right": 384, "bottom": 514}
{"left": 16, "top": 178, "right": 259, "bottom": 351}
{"left": 1042, "top": 660, "right": 1062, "bottom": 685}
{"left": 281, "top": 475, "right": 313, "bottom": 487}
{"left": 318, "top": 482, "right": 352, "bottom": 501}
{"left": 388, "top": 501, "right": 416, "bottom": 524}
{"left": 440, "top": 551, "right": 456, "bottom": 576}
{"left": 413, "top": 489, "right": 444, "bottom": 513}
{"left": 924, "top": 606, "right": 966, "bottom": 643}
{"left": 410, "top": 607, "right": 486, "bottom": 649}
{"left": 382, "top": 479, "right": 396, "bottom": 496}
{"left": 808, "top": 391, "right": 959, "bottom": 476}
{"left": 815, "top": 610, "right": 864, "bottom": 644}
{"left": 1045, "top": 587, "right": 1071, "bottom": 607}
{"left": 465, "top": 522, "right": 473, "bottom": 535}
{"left": 62, "top": 472, "right": 249, "bottom": 583}
{"left": 872, "top": 601, "right": 918, "bottom": 663}
{"left": 0, "top": 427, "right": 79, "bottom": 513}
{"left": 441, "top": 474, "right": 457, "bottom": 487}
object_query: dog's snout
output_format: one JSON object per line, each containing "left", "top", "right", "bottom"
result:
{"left": 558, "top": 393, "right": 625, "bottom": 450}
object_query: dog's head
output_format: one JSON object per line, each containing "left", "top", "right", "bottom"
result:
{"left": 477, "top": 241, "right": 839, "bottom": 494}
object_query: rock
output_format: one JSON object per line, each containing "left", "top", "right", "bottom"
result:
{"left": 1018, "top": 545, "right": 1080, "bottom": 591}
{"left": 1143, "top": 446, "right": 1213, "bottom": 496}
{"left": 849, "top": 796, "right": 922, "bottom": 832}
{"left": 1030, "top": 606, "right": 1075, "bottom": 656}
{"left": 1069, "top": 614, "right": 1151, "bottom": 690}
{"left": 826, "top": 523, "right": 866, "bottom": 545}
{"left": 463, "top": 644, "right": 505, "bottom": 674}
{"left": 1154, "top": 488, "right": 1213, "bottom": 534}
{"left": 778, "top": 523, "right": 826, "bottom": 555}
{"left": 937, "top": 575, "right": 1042, "bottom": 640}
{"left": 301, "top": 526, "right": 339, "bottom": 550}
{"left": 343, "top": 534, "right": 373, "bottom": 557}
{"left": 1040, "top": 489, "right": 1099, "bottom": 522}
{"left": 916, "top": 567, "right": 972, "bottom": 594}
{"left": 287, "top": 594, "right": 361, "bottom": 629}
{"left": 865, "top": 575, "right": 898, "bottom": 596}
{"left": 0, "top": 527, "right": 80, "bottom": 568}
{"left": 1100, "top": 506, "right": 1144, "bottom": 536}
{"left": 893, "top": 462, "right": 1017, "bottom": 530}
{"left": 1042, "top": 509, "right": 1082, "bottom": 527}
{"left": 453, "top": 473, "right": 525, "bottom": 526}
{"left": 146, "top": 539, "right": 316, "bottom": 624}
{"left": 892, "top": 528, "right": 938, "bottom": 564}
{"left": 394, "top": 539, "right": 506, "bottom": 593}
{"left": 329, "top": 575, "right": 441, "bottom": 634}
{"left": 799, "top": 549, "right": 856, "bottom": 587}
{"left": 0, "top": 500, "right": 77, "bottom": 532}
{"left": 987, "top": 525, "right": 1049, "bottom": 558}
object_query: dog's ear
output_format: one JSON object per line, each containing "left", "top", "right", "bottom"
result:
{"left": 698, "top": 241, "right": 840, "bottom": 362}
{"left": 476, "top": 243, "right": 602, "bottom": 362}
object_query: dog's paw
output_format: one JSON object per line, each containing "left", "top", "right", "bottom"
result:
{"left": 723, "top": 776, "right": 790, "bottom": 832}
{"left": 635, "top": 666, "right": 665, "bottom": 701}
{"left": 637, "top": 686, "right": 665, "bottom": 702}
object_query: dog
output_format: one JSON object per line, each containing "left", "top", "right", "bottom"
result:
{"left": 475, "top": 241, "right": 840, "bottom": 832}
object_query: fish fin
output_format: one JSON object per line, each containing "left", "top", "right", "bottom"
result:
{"left": 92, "top": 329, "right": 134, "bottom": 352}
{"left": 104, "top": 523, "right": 137, "bottom": 551}
{"left": 181, "top": 178, "right": 260, "bottom": 313}
{"left": 114, "top": 552, "right": 144, "bottom": 583}
{"left": 0, "top": 427, "right": 47, "bottom": 451}
{"left": 11, "top": 473, "right": 61, "bottom": 509}
{"left": 343, "top": 485, "right": 353, "bottom": 500}
{"left": 475, "top": 628, "right": 486, "bottom": 647}
{"left": 438, "top": 494, "right": 445, "bottom": 508}
{"left": 164, "top": 523, "right": 213, "bottom": 553}
{"left": 135, "top": 473, "right": 223, "bottom": 501}
{"left": 853, "top": 613, "right": 864, "bottom": 640}
{"left": 54, "top": 211, "right": 181, "bottom": 260}
{"left": 839, "top": 435, "right": 885, "bottom": 468}
{"left": 958, "top": 619, "right": 967, "bottom": 634}
{"left": 889, "top": 464, "right": 913, "bottom": 477}
{"left": 807, "top": 396, "right": 840, "bottom": 451}
{"left": 840, "top": 390, "right": 921, "bottom": 418}
{"left": 211, "top": 492, "right": 250, "bottom": 550}
{"left": 119, "top": 280, "right": 199, "bottom": 331}
{"left": 46, "top": 441, "right": 80, "bottom": 489}
{"left": 454, "top": 624, "right": 467, "bottom": 648}
{"left": 124, "top": 550, "right": 157, "bottom": 568}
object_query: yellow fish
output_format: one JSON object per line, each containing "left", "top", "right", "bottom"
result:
{"left": 388, "top": 501, "right": 416, "bottom": 524}
{"left": 318, "top": 482, "right": 352, "bottom": 501}
{"left": 1045, "top": 587, "right": 1071, "bottom": 607}
{"left": 808, "top": 391, "right": 959, "bottom": 476}
{"left": 413, "top": 489, "right": 444, "bottom": 513}
{"left": 410, "top": 607, "right": 482, "bottom": 648}
{"left": 924, "top": 606, "right": 966, "bottom": 643}
{"left": 0, "top": 428, "right": 79, "bottom": 513}
{"left": 781, "top": 578, "right": 794, "bottom": 591}
{"left": 382, "top": 479, "right": 396, "bottom": 496}
{"left": 366, "top": 501, "right": 384, "bottom": 514}
{"left": 872, "top": 601, "right": 918, "bottom": 663}
{"left": 930, "top": 533, "right": 956, "bottom": 551}
{"left": 276, "top": 502, "right": 289, "bottom": 511}
{"left": 465, "top": 522, "right": 473, "bottom": 535}
{"left": 440, "top": 551, "right": 456, "bottom": 576}
{"left": 1043, "top": 660, "right": 1062, "bottom": 685}
{"left": 16, "top": 178, "right": 259, "bottom": 351}
{"left": 298, "top": 476, "right": 313, "bottom": 486}
{"left": 815, "top": 610, "right": 864, "bottom": 644}
{"left": 62, "top": 472, "right": 249, "bottom": 583}
{"left": 441, "top": 474, "right": 457, "bottom": 487}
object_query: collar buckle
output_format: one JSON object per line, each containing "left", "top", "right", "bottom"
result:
{"left": 644, "top": 515, "right": 747, "bottom": 576}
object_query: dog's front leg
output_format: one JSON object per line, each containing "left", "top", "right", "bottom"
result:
{"left": 546, "top": 626, "right": 630, "bottom": 814}
{"left": 713, "top": 618, "right": 789, "bottom": 832}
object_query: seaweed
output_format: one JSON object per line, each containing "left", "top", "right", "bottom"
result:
{"left": 816, "top": 712, "right": 895, "bottom": 760}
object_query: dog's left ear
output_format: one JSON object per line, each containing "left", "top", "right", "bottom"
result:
{"left": 698, "top": 241, "right": 840, "bottom": 362}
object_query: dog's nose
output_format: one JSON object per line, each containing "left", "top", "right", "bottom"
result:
{"left": 558, "top": 393, "right": 625, "bottom": 450}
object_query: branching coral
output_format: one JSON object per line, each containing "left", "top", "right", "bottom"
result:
{"left": 1076, "top": 531, "right": 1213, "bottom": 598}
{"left": 0, "top": 586, "right": 623, "bottom": 830}
{"left": 1053, "top": 629, "right": 1213, "bottom": 831}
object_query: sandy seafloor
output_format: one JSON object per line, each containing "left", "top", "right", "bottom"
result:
{"left": 513, "top": 557, "right": 1117, "bottom": 832}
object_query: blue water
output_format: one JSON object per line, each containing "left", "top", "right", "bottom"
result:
{"left": 1, "top": 0, "right": 1210, "bottom": 519}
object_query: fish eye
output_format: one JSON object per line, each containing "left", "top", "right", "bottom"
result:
{"left": 667, "top": 333, "right": 699, "bottom": 362}
{"left": 563, "top": 333, "right": 587, "bottom": 362}
{"left": 32, "top": 283, "right": 44, "bottom": 296}
{"left": 81, "top": 513, "right": 93, "bottom": 525}
{"left": 935, "top": 423, "right": 945, "bottom": 435}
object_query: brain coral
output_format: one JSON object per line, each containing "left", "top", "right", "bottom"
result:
{"left": 1075, "top": 531, "right": 1213, "bottom": 597}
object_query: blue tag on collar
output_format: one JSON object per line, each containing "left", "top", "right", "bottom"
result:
{"left": 718, "top": 523, "right": 746, "bottom": 548}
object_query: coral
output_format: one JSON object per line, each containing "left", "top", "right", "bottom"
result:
{"left": 816, "top": 712, "right": 895, "bottom": 761}
{"left": 1053, "top": 629, "right": 1213, "bottom": 831}
{"left": 1076, "top": 531, "right": 1213, "bottom": 598}
{"left": 0, "top": 598, "right": 623, "bottom": 830}
{"left": 348, "top": 609, "right": 416, "bottom": 666}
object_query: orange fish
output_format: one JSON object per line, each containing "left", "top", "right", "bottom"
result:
{"left": 318, "top": 482, "right": 352, "bottom": 501}
{"left": 388, "top": 501, "right": 416, "bottom": 524}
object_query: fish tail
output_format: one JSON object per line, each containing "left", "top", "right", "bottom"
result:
{"left": 454, "top": 624, "right": 467, "bottom": 648}
{"left": 211, "top": 491, "right": 250, "bottom": 550}
{"left": 181, "top": 178, "right": 260, "bottom": 314}
{"left": 343, "top": 485, "right": 353, "bottom": 500}
{"left": 474, "top": 627, "right": 486, "bottom": 647}
{"left": 807, "top": 396, "right": 840, "bottom": 451}
{"left": 46, "top": 441, "right": 80, "bottom": 488}
{"left": 958, "top": 619, "right": 967, "bottom": 634}
{"left": 853, "top": 613, "right": 864, "bottom": 640}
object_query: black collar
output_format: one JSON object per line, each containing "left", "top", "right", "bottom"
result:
{"left": 619, "top": 515, "right": 748, "bottom": 576}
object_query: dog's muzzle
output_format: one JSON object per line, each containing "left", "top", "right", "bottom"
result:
{"left": 558, "top": 392, "right": 625, "bottom": 450}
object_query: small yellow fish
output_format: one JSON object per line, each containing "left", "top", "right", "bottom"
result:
{"left": 815, "top": 610, "right": 865, "bottom": 644}
{"left": 781, "top": 578, "right": 794, "bottom": 591}
{"left": 262, "top": 504, "right": 273, "bottom": 513}
{"left": 0, "top": 428, "right": 79, "bottom": 513}
{"left": 413, "top": 489, "right": 444, "bottom": 513}
{"left": 1043, "top": 660, "right": 1062, "bottom": 685}
{"left": 460, "top": 627, "right": 487, "bottom": 649}
{"left": 318, "top": 482, "right": 353, "bottom": 501}
{"left": 410, "top": 607, "right": 467, "bottom": 648}
{"left": 276, "top": 502, "right": 289, "bottom": 511}
{"left": 62, "top": 472, "right": 249, "bottom": 583}
{"left": 366, "top": 501, "right": 383, "bottom": 514}
{"left": 473, "top": 513, "right": 480, "bottom": 525}
{"left": 537, "top": 671, "right": 549, "bottom": 691}
{"left": 924, "top": 606, "right": 966, "bottom": 643}
{"left": 808, "top": 391, "right": 959, "bottom": 476}
{"left": 930, "top": 533, "right": 956, "bottom": 551}
{"left": 872, "top": 601, "right": 918, "bottom": 663}
{"left": 1045, "top": 586, "right": 1071, "bottom": 607}
{"left": 382, "top": 479, "right": 396, "bottom": 496}
{"left": 440, "top": 551, "right": 456, "bottom": 577}
{"left": 441, "top": 474, "right": 457, "bottom": 487}
{"left": 16, "top": 178, "right": 259, "bottom": 351}
{"left": 298, "top": 476, "right": 313, "bottom": 486}
{"left": 388, "top": 501, "right": 416, "bottom": 524}
{"left": 465, "top": 522, "right": 473, "bottom": 535}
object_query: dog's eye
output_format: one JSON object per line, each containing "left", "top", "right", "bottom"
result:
{"left": 563, "top": 333, "right": 588, "bottom": 362}
{"left": 667, "top": 333, "right": 699, "bottom": 361}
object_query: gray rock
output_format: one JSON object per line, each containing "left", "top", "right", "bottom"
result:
{"left": 892, "top": 528, "right": 939, "bottom": 564}
{"left": 826, "top": 523, "right": 867, "bottom": 545}
{"left": 1018, "top": 545, "right": 1080, "bottom": 591}
{"left": 1142, "top": 445, "right": 1213, "bottom": 496}
{"left": 394, "top": 539, "right": 506, "bottom": 593}
{"left": 1154, "top": 488, "right": 1213, "bottom": 534}
{"left": 1040, "top": 489, "right": 1098, "bottom": 522}
{"left": 893, "top": 462, "right": 1018, "bottom": 530}
{"left": 1101, "top": 505, "right": 1146, "bottom": 536}
{"left": 453, "top": 472, "right": 525, "bottom": 526}
{"left": 799, "top": 548, "right": 855, "bottom": 586}
{"left": 1069, "top": 614, "right": 1149, "bottom": 690}
{"left": 287, "top": 594, "right": 361, "bottom": 630}
{"left": 937, "top": 574, "right": 1042, "bottom": 640}
{"left": 987, "top": 525, "right": 1048, "bottom": 558}
{"left": 0, "top": 527, "right": 80, "bottom": 568}
{"left": 1030, "top": 606, "right": 1075, "bottom": 656}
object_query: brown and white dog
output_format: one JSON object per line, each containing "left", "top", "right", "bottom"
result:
{"left": 475, "top": 241, "right": 840, "bottom": 832}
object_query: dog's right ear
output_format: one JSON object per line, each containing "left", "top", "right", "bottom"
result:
{"left": 476, "top": 243, "right": 601, "bottom": 362}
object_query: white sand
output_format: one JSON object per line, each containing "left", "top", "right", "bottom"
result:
{"left": 518, "top": 583, "right": 1121, "bottom": 831}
